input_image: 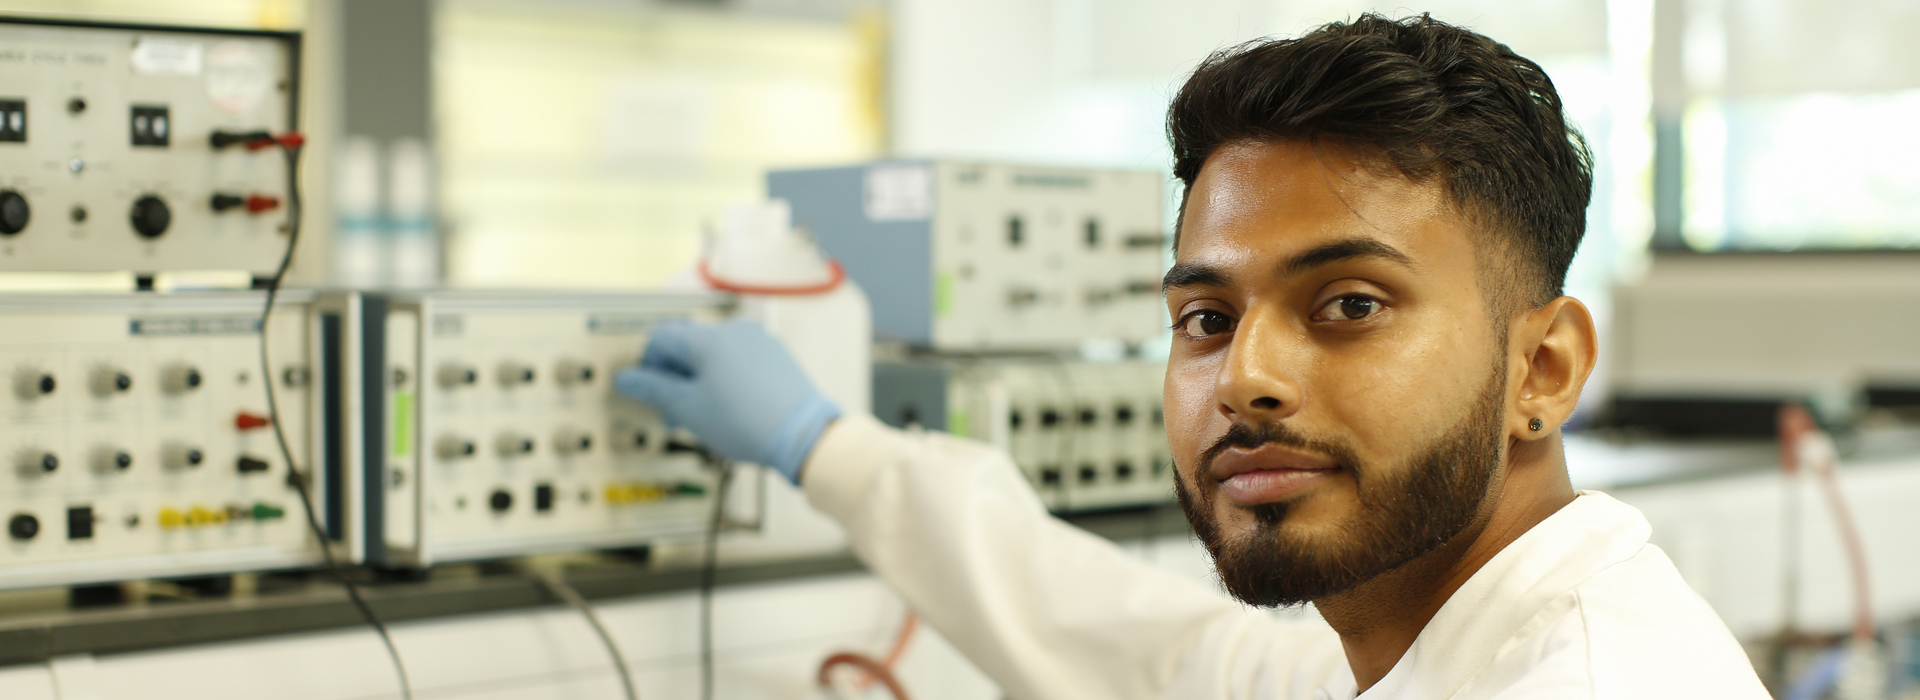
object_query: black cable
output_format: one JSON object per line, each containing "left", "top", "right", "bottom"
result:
{"left": 699, "top": 454, "right": 735, "bottom": 700}
{"left": 531, "top": 569, "right": 638, "bottom": 700}
{"left": 257, "top": 138, "right": 415, "bottom": 699}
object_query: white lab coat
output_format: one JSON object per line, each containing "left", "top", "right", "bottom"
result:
{"left": 802, "top": 413, "right": 1772, "bottom": 699}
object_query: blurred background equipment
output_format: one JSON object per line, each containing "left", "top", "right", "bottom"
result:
{"left": 771, "top": 161, "right": 1166, "bottom": 351}
{"left": 1604, "top": 253, "right": 1920, "bottom": 436}
{"left": 777, "top": 160, "right": 1177, "bottom": 514}
{"left": 874, "top": 357, "right": 1170, "bottom": 513}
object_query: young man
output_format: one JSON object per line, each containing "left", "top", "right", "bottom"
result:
{"left": 618, "top": 14, "right": 1770, "bottom": 699}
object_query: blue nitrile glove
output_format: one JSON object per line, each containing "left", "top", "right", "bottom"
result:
{"left": 613, "top": 319, "right": 840, "bottom": 485}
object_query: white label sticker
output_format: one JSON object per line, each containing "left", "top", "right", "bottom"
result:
{"left": 204, "top": 42, "right": 273, "bottom": 115}
{"left": 130, "top": 38, "right": 203, "bottom": 76}
{"left": 864, "top": 164, "right": 933, "bottom": 222}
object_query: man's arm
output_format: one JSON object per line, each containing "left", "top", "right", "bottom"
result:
{"left": 806, "top": 412, "right": 1351, "bottom": 700}
{"left": 616, "top": 320, "right": 1346, "bottom": 699}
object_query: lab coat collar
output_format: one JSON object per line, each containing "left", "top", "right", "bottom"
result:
{"left": 1353, "top": 491, "right": 1642, "bottom": 698}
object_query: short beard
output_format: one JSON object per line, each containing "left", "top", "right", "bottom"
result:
{"left": 1175, "top": 361, "right": 1507, "bottom": 608}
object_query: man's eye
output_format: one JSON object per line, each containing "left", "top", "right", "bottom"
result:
{"left": 1177, "top": 310, "right": 1236, "bottom": 338}
{"left": 1318, "top": 295, "right": 1381, "bottom": 321}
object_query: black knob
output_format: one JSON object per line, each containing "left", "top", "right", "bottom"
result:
{"left": 33, "top": 374, "right": 54, "bottom": 395}
{"left": 113, "top": 451, "right": 132, "bottom": 470}
{"left": 489, "top": 490, "right": 512, "bottom": 512}
{"left": 114, "top": 373, "right": 131, "bottom": 391}
{"left": 8, "top": 513, "right": 38, "bottom": 540}
{"left": 0, "top": 190, "right": 28, "bottom": 235}
{"left": 36, "top": 453, "right": 57, "bottom": 473}
{"left": 67, "top": 97, "right": 86, "bottom": 114}
{"left": 130, "top": 195, "right": 171, "bottom": 238}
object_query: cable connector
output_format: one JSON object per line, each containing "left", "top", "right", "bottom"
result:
{"left": 210, "top": 130, "right": 305, "bottom": 152}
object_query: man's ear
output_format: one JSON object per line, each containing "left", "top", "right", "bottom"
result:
{"left": 1508, "top": 296, "right": 1598, "bottom": 440}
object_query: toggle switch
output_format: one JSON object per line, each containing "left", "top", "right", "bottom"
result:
{"left": 14, "top": 370, "right": 55, "bottom": 399}
{"left": 236, "top": 455, "right": 270, "bottom": 473}
{"left": 497, "top": 362, "right": 535, "bottom": 387}
{"left": 555, "top": 359, "right": 595, "bottom": 386}
{"left": 234, "top": 412, "right": 271, "bottom": 431}
{"left": 162, "top": 364, "right": 203, "bottom": 394}
{"left": 495, "top": 433, "right": 535, "bottom": 457}
{"left": 436, "top": 363, "right": 478, "bottom": 389}
{"left": 93, "top": 446, "right": 133, "bottom": 472}
{"left": 18, "top": 450, "right": 57, "bottom": 475}
{"left": 553, "top": 430, "right": 593, "bottom": 455}
{"left": 164, "top": 443, "right": 205, "bottom": 470}
{"left": 91, "top": 367, "right": 133, "bottom": 395}
{"left": 436, "top": 435, "right": 477, "bottom": 460}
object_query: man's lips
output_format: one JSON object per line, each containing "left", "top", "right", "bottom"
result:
{"left": 1209, "top": 443, "right": 1340, "bottom": 507}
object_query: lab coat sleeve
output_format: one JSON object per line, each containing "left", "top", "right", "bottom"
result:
{"left": 802, "top": 412, "right": 1300, "bottom": 700}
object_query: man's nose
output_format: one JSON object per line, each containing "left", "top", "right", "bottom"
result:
{"left": 1215, "top": 311, "right": 1305, "bottom": 423}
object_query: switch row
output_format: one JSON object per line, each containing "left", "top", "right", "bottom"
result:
{"left": 437, "top": 429, "right": 619, "bottom": 460}
{"left": 12, "top": 364, "right": 206, "bottom": 400}
{"left": 15, "top": 446, "right": 273, "bottom": 475}
{"left": 435, "top": 359, "right": 597, "bottom": 389}
{"left": 1035, "top": 458, "right": 1170, "bottom": 489}
{"left": 1009, "top": 402, "right": 1164, "bottom": 430}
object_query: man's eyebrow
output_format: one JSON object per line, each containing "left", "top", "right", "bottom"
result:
{"left": 1162, "top": 238, "right": 1418, "bottom": 294}
{"left": 1162, "top": 262, "right": 1229, "bottom": 293}
{"left": 1281, "top": 238, "right": 1418, "bottom": 277}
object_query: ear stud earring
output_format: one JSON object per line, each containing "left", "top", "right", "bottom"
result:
{"left": 1529, "top": 418, "right": 1544, "bottom": 431}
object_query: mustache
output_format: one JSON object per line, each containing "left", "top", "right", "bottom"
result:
{"left": 1197, "top": 421, "right": 1360, "bottom": 479}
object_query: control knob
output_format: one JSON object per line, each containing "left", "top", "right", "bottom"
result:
{"left": 8, "top": 513, "right": 38, "bottom": 540}
{"left": 130, "top": 195, "right": 171, "bottom": 238}
{"left": 0, "top": 189, "right": 28, "bottom": 235}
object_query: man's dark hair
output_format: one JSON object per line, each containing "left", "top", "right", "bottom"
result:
{"left": 1167, "top": 13, "right": 1593, "bottom": 308}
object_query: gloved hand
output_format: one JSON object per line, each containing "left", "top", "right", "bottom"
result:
{"left": 614, "top": 319, "right": 841, "bottom": 485}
